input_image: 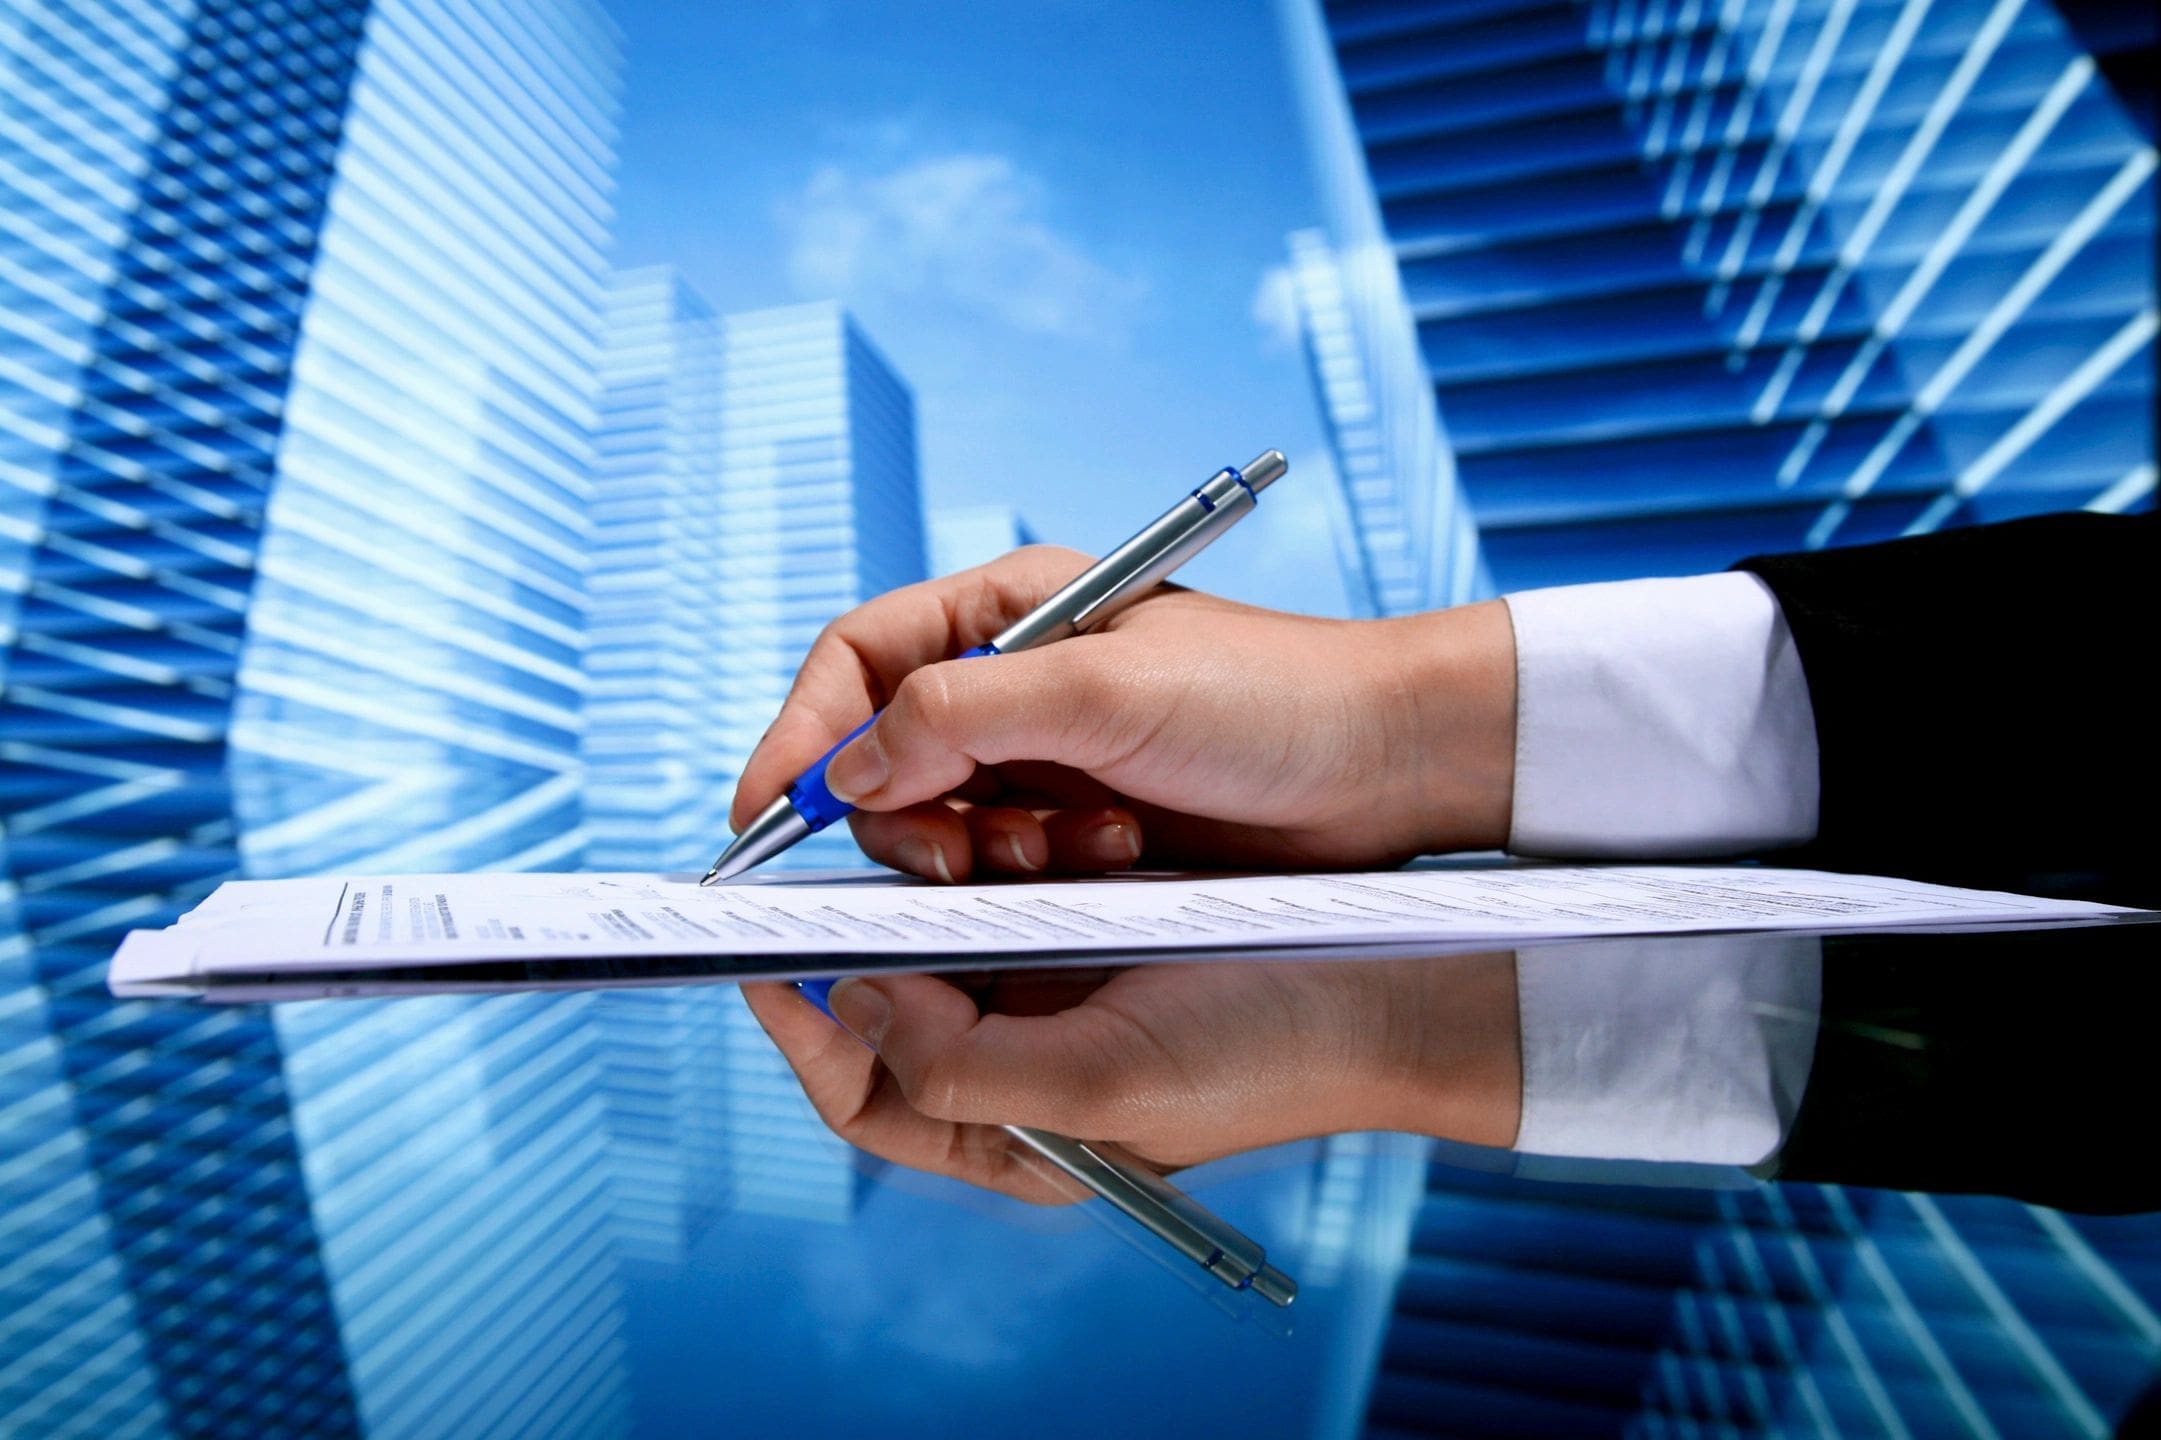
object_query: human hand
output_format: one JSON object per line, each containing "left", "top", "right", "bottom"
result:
{"left": 730, "top": 546, "right": 1517, "bottom": 882}
{"left": 740, "top": 954, "right": 1521, "bottom": 1204}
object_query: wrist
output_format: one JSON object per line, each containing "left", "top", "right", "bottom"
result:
{"left": 1366, "top": 602, "right": 1517, "bottom": 857}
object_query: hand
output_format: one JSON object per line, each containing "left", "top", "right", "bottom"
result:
{"left": 740, "top": 954, "right": 1521, "bottom": 1205}
{"left": 730, "top": 546, "right": 1517, "bottom": 881}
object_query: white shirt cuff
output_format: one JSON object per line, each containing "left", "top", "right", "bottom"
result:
{"left": 1505, "top": 572, "right": 1820, "bottom": 858}
{"left": 1513, "top": 936, "right": 1822, "bottom": 1166}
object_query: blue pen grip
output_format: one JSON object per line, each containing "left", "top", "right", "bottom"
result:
{"left": 784, "top": 643, "right": 999, "bottom": 832}
{"left": 796, "top": 977, "right": 838, "bottom": 1018}
{"left": 796, "top": 977, "right": 877, "bottom": 1051}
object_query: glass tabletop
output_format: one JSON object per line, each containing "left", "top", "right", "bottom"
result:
{"left": 4, "top": 917, "right": 2157, "bottom": 1439}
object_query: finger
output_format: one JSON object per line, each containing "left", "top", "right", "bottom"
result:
{"left": 1040, "top": 805, "right": 1145, "bottom": 872}
{"left": 829, "top": 972, "right": 1161, "bottom": 1136}
{"left": 963, "top": 805, "right": 1049, "bottom": 876}
{"left": 730, "top": 547, "right": 1092, "bottom": 830}
{"left": 740, "top": 980, "right": 879, "bottom": 1114}
{"left": 820, "top": 642, "right": 1150, "bottom": 814}
{"left": 744, "top": 979, "right": 1080, "bottom": 1204}
{"left": 847, "top": 802, "right": 975, "bottom": 883}
{"left": 975, "top": 760, "right": 1123, "bottom": 809}
{"left": 855, "top": 798, "right": 1142, "bottom": 879}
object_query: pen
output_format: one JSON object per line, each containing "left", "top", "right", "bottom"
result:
{"left": 700, "top": 449, "right": 1289, "bottom": 885}
{"left": 793, "top": 977, "right": 1297, "bottom": 1307}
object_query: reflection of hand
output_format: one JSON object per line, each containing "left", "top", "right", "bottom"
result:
{"left": 741, "top": 955, "right": 1521, "bottom": 1205}
{"left": 729, "top": 547, "right": 1517, "bottom": 882}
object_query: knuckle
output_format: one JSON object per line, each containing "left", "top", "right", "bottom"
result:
{"left": 894, "top": 663, "right": 961, "bottom": 740}
{"left": 803, "top": 617, "right": 850, "bottom": 667}
{"left": 798, "top": 1081, "right": 869, "bottom": 1141}
{"left": 1008, "top": 542, "right": 1089, "bottom": 574}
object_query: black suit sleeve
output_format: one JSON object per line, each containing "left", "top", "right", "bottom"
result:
{"left": 1736, "top": 510, "right": 2159, "bottom": 900}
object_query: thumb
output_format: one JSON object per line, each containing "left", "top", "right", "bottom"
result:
{"left": 821, "top": 644, "right": 1137, "bottom": 812}
{"left": 827, "top": 972, "right": 1142, "bottom": 1135}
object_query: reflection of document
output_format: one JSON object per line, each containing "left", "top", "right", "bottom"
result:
{"left": 108, "top": 863, "right": 2130, "bottom": 990}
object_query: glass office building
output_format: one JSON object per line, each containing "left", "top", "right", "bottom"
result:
{"left": 706, "top": 301, "right": 928, "bottom": 869}
{"left": 586, "top": 268, "right": 727, "bottom": 875}
{"left": 0, "top": 0, "right": 618, "bottom": 942}
{"left": 586, "top": 282, "right": 929, "bottom": 877}
{"left": 1280, "top": 0, "right": 2156, "bottom": 592}
{"left": 1283, "top": 227, "right": 1491, "bottom": 615}
{"left": 927, "top": 502, "right": 1039, "bottom": 578}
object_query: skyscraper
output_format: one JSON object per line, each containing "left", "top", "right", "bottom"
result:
{"left": 586, "top": 268, "right": 728, "bottom": 874}
{"left": 586, "top": 290, "right": 929, "bottom": 873}
{"left": 1280, "top": 0, "right": 2156, "bottom": 593}
{"left": 1282, "top": 228, "right": 1490, "bottom": 615}
{"left": 708, "top": 301, "right": 928, "bottom": 869}
{"left": 928, "top": 503, "right": 1040, "bottom": 577}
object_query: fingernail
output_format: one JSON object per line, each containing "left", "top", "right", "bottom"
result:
{"left": 825, "top": 731, "right": 889, "bottom": 804}
{"left": 895, "top": 837, "right": 955, "bottom": 885}
{"left": 827, "top": 978, "right": 893, "bottom": 1048}
{"left": 1085, "top": 822, "right": 1140, "bottom": 866}
{"left": 1003, "top": 834, "right": 1041, "bottom": 873}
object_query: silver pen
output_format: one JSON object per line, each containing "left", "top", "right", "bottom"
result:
{"left": 701, "top": 449, "right": 1289, "bottom": 884}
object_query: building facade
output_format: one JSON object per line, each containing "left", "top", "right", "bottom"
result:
{"left": 1282, "top": 0, "right": 2156, "bottom": 593}
{"left": 585, "top": 268, "right": 727, "bottom": 875}
{"left": 928, "top": 502, "right": 1039, "bottom": 578}
{"left": 706, "top": 301, "right": 928, "bottom": 869}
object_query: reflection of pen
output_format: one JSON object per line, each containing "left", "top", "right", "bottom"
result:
{"left": 701, "top": 450, "right": 1289, "bottom": 885}
{"left": 793, "top": 977, "right": 1297, "bottom": 1307}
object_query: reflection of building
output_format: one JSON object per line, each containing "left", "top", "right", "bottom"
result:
{"left": 589, "top": 986, "right": 736, "bottom": 1258}
{"left": 1363, "top": 1161, "right": 2161, "bottom": 1437}
{"left": 0, "top": 949, "right": 171, "bottom": 1439}
{"left": 1279, "top": 0, "right": 2155, "bottom": 593}
{"left": 274, "top": 991, "right": 637, "bottom": 1440}
{"left": 929, "top": 504, "right": 1040, "bottom": 576}
{"left": 1632, "top": 1186, "right": 2161, "bottom": 1437}
{"left": 717, "top": 990, "right": 880, "bottom": 1222}
{"left": 710, "top": 303, "right": 929, "bottom": 868}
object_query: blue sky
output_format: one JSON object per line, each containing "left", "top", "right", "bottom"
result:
{"left": 605, "top": 0, "right": 1351, "bottom": 615}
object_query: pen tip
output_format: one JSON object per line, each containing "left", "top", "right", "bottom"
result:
{"left": 697, "top": 868, "right": 721, "bottom": 887}
{"left": 1242, "top": 449, "right": 1288, "bottom": 492}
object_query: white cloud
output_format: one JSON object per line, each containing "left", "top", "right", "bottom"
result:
{"left": 1250, "top": 261, "right": 1302, "bottom": 352}
{"left": 778, "top": 152, "right": 1146, "bottom": 342}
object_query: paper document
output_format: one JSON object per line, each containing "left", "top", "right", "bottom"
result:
{"left": 108, "top": 863, "right": 2131, "bottom": 991}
